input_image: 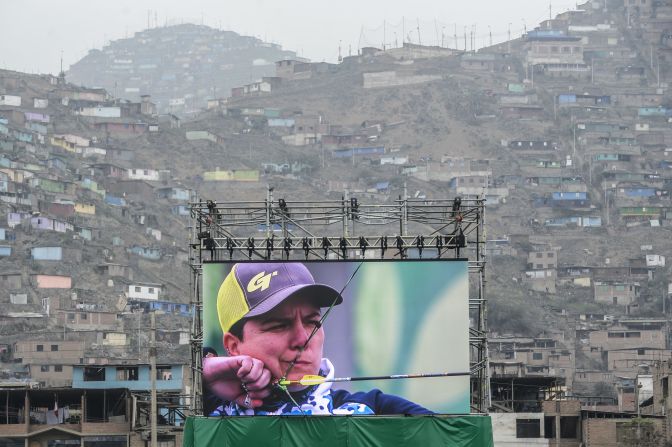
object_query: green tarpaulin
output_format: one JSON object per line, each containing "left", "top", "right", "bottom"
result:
{"left": 183, "top": 415, "right": 493, "bottom": 447}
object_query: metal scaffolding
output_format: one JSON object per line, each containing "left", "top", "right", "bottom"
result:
{"left": 189, "top": 187, "right": 490, "bottom": 413}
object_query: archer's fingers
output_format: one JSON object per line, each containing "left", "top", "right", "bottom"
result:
{"left": 240, "top": 358, "right": 265, "bottom": 383}
{"left": 244, "top": 368, "right": 272, "bottom": 392}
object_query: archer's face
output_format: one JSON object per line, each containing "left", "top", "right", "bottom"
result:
{"left": 226, "top": 295, "right": 324, "bottom": 388}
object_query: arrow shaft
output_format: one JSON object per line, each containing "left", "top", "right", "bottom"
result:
{"left": 281, "top": 371, "right": 470, "bottom": 386}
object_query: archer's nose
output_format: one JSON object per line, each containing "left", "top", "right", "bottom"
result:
{"left": 289, "top": 321, "right": 310, "bottom": 350}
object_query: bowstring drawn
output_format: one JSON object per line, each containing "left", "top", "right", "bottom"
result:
{"left": 275, "top": 262, "right": 364, "bottom": 410}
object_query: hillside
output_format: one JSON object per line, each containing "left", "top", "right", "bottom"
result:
{"left": 67, "top": 24, "right": 299, "bottom": 115}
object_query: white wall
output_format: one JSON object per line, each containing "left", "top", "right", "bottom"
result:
{"left": 127, "top": 285, "right": 160, "bottom": 300}
{"left": 76, "top": 107, "right": 121, "bottom": 118}
{"left": 492, "top": 413, "right": 550, "bottom": 447}
{"left": 0, "top": 95, "right": 21, "bottom": 106}
{"left": 128, "top": 168, "right": 160, "bottom": 181}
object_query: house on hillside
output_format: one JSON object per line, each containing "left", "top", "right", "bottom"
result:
{"left": 593, "top": 281, "right": 640, "bottom": 308}
{"left": 126, "top": 283, "right": 162, "bottom": 301}
{"left": 156, "top": 186, "right": 190, "bottom": 201}
{"left": 94, "top": 263, "right": 133, "bottom": 280}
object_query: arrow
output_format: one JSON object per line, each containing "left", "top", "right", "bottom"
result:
{"left": 279, "top": 371, "right": 471, "bottom": 387}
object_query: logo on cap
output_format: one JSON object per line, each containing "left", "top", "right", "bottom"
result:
{"left": 246, "top": 270, "right": 278, "bottom": 293}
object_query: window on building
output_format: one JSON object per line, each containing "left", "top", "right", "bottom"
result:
{"left": 54, "top": 365, "right": 63, "bottom": 372}
{"left": 83, "top": 367, "right": 106, "bottom": 381}
{"left": 157, "top": 366, "right": 173, "bottom": 380}
{"left": 51, "top": 345, "right": 58, "bottom": 351}
{"left": 626, "top": 332, "right": 641, "bottom": 338}
{"left": 148, "top": 287, "right": 154, "bottom": 294}
{"left": 560, "top": 417, "right": 579, "bottom": 438}
{"left": 536, "top": 264, "right": 544, "bottom": 269}
{"left": 156, "top": 435, "right": 176, "bottom": 447}
{"left": 40, "top": 365, "right": 50, "bottom": 372}
{"left": 36, "top": 344, "right": 44, "bottom": 352}
{"left": 135, "top": 286, "right": 141, "bottom": 293}
{"left": 547, "top": 253, "right": 554, "bottom": 258}
{"left": 516, "top": 419, "right": 541, "bottom": 438}
{"left": 532, "top": 353, "right": 543, "bottom": 360}
{"left": 638, "top": 348, "right": 646, "bottom": 355}
{"left": 81, "top": 313, "right": 88, "bottom": 320}
{"left": 67, "top": 313, "right": 75, "bottom": 321}
{"left": 536, "top": 253, "right": 543, "bottom": 258}
{"left": 116, "top": 366, "right": 139, "bottom": 381}
{"left": 663, "top": 377, "right": 669, "bottom": 398}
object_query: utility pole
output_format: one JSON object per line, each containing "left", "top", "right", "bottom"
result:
{"left": 417, "top": 19, "right": 422, "bottom": 46}
{"left": 464, "top": 27, "right": 467, "bottom": 51}
{"left": 383, "top": 20, "right": 386, "bottom": 51}
{"left": 454, "top": 24, "right": 458, "bottom": 50}
{"left": 150, "top": 311, "right": 157, "bottom": 447}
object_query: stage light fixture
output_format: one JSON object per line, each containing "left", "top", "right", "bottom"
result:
{"left": 226, "top": 237, "right": 234, "bottom": 259}
{"left": 321, "top": 237, "right": 332, "bottom": 257}
{"left": 416, "top": 235, "right": 425, "bottom": 258}
{"left": 395, "top": 235, "right": 405, "bottom": 258}
{"left": 266, "top": 236, "right": 275, "bottom": 258}
{"left": 456, "top": 228, "right": 466, "bottom": 247}
{"left": 350, "top": 198, "right": 359, "bottom": 220}
{"left": 197, "top": 231, "right": 210, "bottom": 239}
{"left": 204, "top": 237, "right": 216, "bottom": 258}
{"left": 247, "top": 237, "right": 255, "bottom": 257}
{"left": 302, "top": 237, "right": 311, "bottom": 258}
{"left": 380, "top": 236, "right": 388, "bottom": 258}
{"left": 358, "top": 236, "right": 368, "bottom": 256}
{"left": 283, "top": 237, "right": 293, "bottom": 257}
{"left": 339, "top": 237, "right": 347, "bottom": 258}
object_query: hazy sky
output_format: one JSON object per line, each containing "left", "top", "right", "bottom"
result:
{"left": 1, "top": 0, "right": 578, "bottom": 74}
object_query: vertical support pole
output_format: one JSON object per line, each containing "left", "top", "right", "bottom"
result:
{"left": 401, "top": 183, "right": 408, "bottom": 237}
{"left": 266, "top": 186, "right": 272, "bottom": 240}
{"left": 150, "top": 311, "right": 157, "bottom": 447}
{"left": 343, "top": 189, "right": 350, "bottom": 240}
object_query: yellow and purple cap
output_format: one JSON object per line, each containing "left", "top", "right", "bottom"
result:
{"left": 217, "top": 262, "right": 343, "bottom": 333}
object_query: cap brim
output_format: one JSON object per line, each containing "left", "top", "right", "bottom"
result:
{"left": 245, "top": 284, "right": 342, "bottom": 319}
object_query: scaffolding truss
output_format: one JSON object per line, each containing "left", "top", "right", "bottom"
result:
{"left": 189, "top": 189, "right": 490, "bottom": 413}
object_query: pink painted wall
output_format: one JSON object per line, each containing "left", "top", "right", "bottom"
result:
{"left": 35, "top": 275, "right": 72, "bottom": 288}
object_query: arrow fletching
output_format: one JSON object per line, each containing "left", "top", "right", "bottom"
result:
{"left": 279, "top": 375, "right": 327, "bottom": 386}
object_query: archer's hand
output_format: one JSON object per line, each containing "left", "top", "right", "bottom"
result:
{"left": 203, "top": 356, "right": 272, "bottom": 408}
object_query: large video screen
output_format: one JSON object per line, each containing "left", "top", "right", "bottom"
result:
{"left": 202, "top": 260, "right": 469, "bottom": 415}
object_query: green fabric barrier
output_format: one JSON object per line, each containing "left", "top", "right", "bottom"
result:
{"left": 184, "top": 415, "right": 493, "bottom": 447}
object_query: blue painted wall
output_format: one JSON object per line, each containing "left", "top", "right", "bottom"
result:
{"left": 72, "top": 364, "right": 183, "bottom": 391}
